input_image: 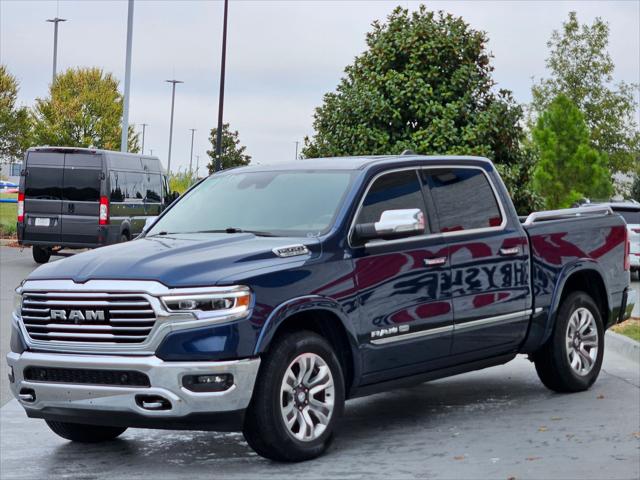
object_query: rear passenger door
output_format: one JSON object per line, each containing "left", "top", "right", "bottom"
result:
{"left": 61, "top": 154, "right": 102, "bottom": 245}
{"left": 421, "top": 167, "right": 530, "bottom": 357}
{"left": 353, "top": 169, "right": 453, "bottom": 381}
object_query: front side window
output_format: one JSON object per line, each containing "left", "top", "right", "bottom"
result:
{"left": 356, "top": 169, "right": 426, "bottom": 231}
{"left": 422, "top": 168, "right": 502, "bottom": 232}
{"left": 148, "top": 170, "right": 355, "bottom": 237}
{"left": 145, "top": 174, "right": 162, "bottom": 202}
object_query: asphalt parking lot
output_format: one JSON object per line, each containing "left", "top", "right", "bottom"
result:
{"left": 1, "top": 246, "right": 639, "bottom": 479}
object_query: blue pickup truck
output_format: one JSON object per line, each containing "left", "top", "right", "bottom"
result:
{"left": 7, "top": 155, "right": 636, "bottom": 461}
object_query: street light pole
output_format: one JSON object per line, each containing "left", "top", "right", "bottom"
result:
{"left": 120, "top": 0, "right": 135, "bottom": 152}
{"left": 214, "top": 0, "right": 229, "bottom": 172}
{"left": 140, "top": 123, "right": 149, "bottom": 155}
{"left": 294, "top": 141, "right": 299, "bottom": 160}
{"left": 46, "top": 17, "right": 66, "bottom": 84}
{"left": 195, "top": 155, "right": 200, "bottom": 177}
{"left": 165, "top": 79, "right": 183, "bottom": 174}
{"left": 188, "top": 129, "right": 196, "bottom": 176}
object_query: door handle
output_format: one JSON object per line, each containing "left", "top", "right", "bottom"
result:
{"left": 500, "top": 247, "right": 520, "bottom": 256}
{"left": 424, "top": 257, "right": 447, "bottom": 267}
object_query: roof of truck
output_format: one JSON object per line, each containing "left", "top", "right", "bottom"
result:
{"left": 229, "top": 155, "right": 493, "bottom": 173}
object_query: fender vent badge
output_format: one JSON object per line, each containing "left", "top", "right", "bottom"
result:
{"left": 273, "top": 245, "right": 310, "bottom": 258}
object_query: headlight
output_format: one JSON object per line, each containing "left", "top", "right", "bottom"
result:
{"left": 160, "top": 286, "right": 251, "bottom": 319}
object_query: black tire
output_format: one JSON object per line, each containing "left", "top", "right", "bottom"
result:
{"left": 534, "top": 291, "right": 604, "bottom": 393}
{"left": 32, "top": 246, "right": 51, "bottom": 264}
{"left": 45, "top": 420, "right": 127, "bottom": 443}
{"left": 120, "top": 232, "right": 129, "bottom": 243}
{"left": 243, "top": 330, "right": 345, "bottom": 462}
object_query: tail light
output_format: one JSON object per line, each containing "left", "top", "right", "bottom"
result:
{"left": 17, "top": 193, "right": 24, "bottom": 223}
{"left": 99, "top": 196, "right": 109, "bottom": 225}
{"left": 624, "top": 227, "right": 630, "bottom": 271}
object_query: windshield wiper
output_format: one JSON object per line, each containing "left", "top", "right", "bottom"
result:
{"left": 192, "top": 227, "right": 279, "bottom": 237}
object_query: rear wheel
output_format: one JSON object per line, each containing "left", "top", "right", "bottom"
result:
{"left": 120, "top": 232, "right": 129, "bottom": 243}
{"left": 243, "top": 331, "right": 345, "bottom": 462}
{"left": 534, "top": 291, "right": 604, "bottom": 393}
{"left": 45, "top": 420, "right": 127, "bottom": 443}
{"left": 32, "top": 246, "right": 51, "bottom": 264}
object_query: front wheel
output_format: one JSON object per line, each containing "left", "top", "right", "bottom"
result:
{"left": 243, "top": 331, "right": 345, "bottom": 462}
{"left": 45, "top": 420, "right": 127, "bottom": 443}
{"left": 32, "top": 246, "right": 51, "bottom": 264}
{"left": 534, "top": 291, "right": 604, "bottom": 393}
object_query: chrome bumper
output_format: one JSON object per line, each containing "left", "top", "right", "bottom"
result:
{"left": 7, "top": 351, "right": 260, "bottom": 419}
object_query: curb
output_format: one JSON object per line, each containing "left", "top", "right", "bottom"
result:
{"left": 606, "top": 330, "right": 640, "bottom": 364}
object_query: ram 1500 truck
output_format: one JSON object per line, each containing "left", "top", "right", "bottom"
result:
{"left": 7, "top": 155, "right": 637, "bottom": 461}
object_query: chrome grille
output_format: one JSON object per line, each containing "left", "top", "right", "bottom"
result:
{"left": 20, "top": 292, "right": 156, "bottom": 344}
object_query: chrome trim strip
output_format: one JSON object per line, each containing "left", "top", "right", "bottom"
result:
{"left": 370, "top": 309, "right": 533, "bottom": 345}
{"left": 370, "top": 324, "right": 453, "bottom": 345}
{"left": 348, "top": 164, "right": 508, "bottom": 249}
{"left": 454, "top": 309, "right": 532, "bottom": 331}
{"left": 523, "top": 206, "right": 613, "bottom": 225}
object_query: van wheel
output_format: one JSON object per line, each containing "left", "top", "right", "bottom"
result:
{"left": 120, "top": 233, "right": 129, "bottom": 243}
{"left": 243, "top": 331, "right": 345, "bottom": 462}
{"left": 45, "top": 420, "right": 127, "bottom": 443}
{"left": 32, "top": 246, "right": 51, "bottom": 264}
{"left": 534, "top": 291, "right": 604, "bottom": 393}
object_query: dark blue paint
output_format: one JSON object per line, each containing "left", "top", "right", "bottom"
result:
{"left": 25, "top": 155, "right": 630, "bottom": 393}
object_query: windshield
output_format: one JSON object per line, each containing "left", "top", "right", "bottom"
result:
{"left": 147, "top": 170, "right": 355, "bottom": 237}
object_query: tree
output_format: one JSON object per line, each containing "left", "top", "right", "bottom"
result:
{"left": 302, "top": 6, "right": 540, "bottom": 213}
{"left": 630, "top": 175, "right": 640, "bottom": 203}
{"left": 531, "top": 12, "right": 639, "bottom": 174}
{"left": 0, "top": 65, "right": 32, "bottom": 162}
{"left": 32, "top": 67, "right": 139, "bottom": 152}
{"left": 206, "top": 123, "right": 251, "bottom": 172}
{"left": 532, "top": 95, "right": 612, "bottom": 209}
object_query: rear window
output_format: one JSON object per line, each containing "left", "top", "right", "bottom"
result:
{"left": 422, "top": 168, "right": 503, "bottom": 232}
{"left": 614, "top": 209, "right": 640, "bottom": 224}
{"left": 25, "top": 167, "right": 63, "bottom": 200}
{"left": 63, "top": 168, "right": 101, "bottom": 202}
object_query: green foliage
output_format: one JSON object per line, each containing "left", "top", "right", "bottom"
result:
{"left": 630, "top": 175, "right": 640, "bottom": 202}
{"left": 531, "top": 12, "right": 639, "bottom": 174}
{"left": 532, "top": 95, "right": 612, "bottom": 209}
{"left": 0, "top": 65, "right": 32, "bottom": 161}
{"left": 302, "top": 6, "right": 537, "bottom": 213}
{"left": 32, "top": 67, "right": 139, "bottom": 152}
{"left": 169, "top": 170, "right": 198, "bottom": 195}
{"left": 206, "top": 123, "right": 251, "bottom": 172}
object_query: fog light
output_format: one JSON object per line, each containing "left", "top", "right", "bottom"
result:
{"left": 182, "top": 373, "right": 233, "bottom": 392}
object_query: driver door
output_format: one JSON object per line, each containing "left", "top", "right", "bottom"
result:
{"left": 351, "top": 169, "right": 453, "bottom": 383}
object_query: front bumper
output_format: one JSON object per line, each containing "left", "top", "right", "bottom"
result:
{"left": 7, "top": 351, "right": 260, "bottom": 431}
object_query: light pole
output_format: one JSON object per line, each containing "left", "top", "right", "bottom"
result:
{"left": 140, "top": 123, "right": 149, "bottom": 154}
{"left": 214, "top": 0, "right": 229, "bottom": 172}
{"left": 165, "top": 79, "right": 183, "bottom": 174}
{"left": 46, "top": 17, "right": 66, "bottom": 84}
{"left": 294, "top": 141, "right": 299, "bottom": 160}
{"left": 195, "top": 155, "right": 200, "bottom": 177}
{"left": 188, "top": 129, "right": 196, "bottom": 176}
{"left": 120, "top": 0, "right": 135, "bottom": 152}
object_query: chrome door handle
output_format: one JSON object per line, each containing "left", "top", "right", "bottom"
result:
{"left": 424, "top": 257, "right": 447, "bottom": 267}
{"left": 500, "top": 247, "right": 520, "bottom": 256}
{"left": 141, "top": 400, "right": 165, "bottom": 410}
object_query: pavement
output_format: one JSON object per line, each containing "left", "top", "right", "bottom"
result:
{"left": 0, "top": 246, "right": 639, "bottom": 479}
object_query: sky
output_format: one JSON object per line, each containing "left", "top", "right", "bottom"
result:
{"left": 1, "top": 0, "right": 639, "bottom": 174}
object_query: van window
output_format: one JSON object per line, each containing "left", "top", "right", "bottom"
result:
{"left": 421, "top": 168, "right": 502, "bottom": 232}
{"left": 25, "top": 167, "right": 63, "bottom": 199}
{"left": 356, "top": 170, "right": 426, "bottom": 231}
{"left": 146, "top": 174, "right": 162, "bottom": 202}
{"left": 125, "top": 172, "right": 145, "bottom": 200}
{"left": 63, "top": 168, "right": 101, "bottom": 202}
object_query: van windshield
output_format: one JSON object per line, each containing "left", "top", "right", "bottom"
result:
{"left": 147, "top": 170, "right": 355, "bottom": 238}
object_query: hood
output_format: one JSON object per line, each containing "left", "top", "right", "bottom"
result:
{"left": 28, "top": 233, "right": 321, "bottom": 288}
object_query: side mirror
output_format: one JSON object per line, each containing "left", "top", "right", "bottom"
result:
{"left": 354, "top": 208, "right": 425, "bottom": 243}
{"left": 142, "top": 216, "right": 158, "bottom": 234}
